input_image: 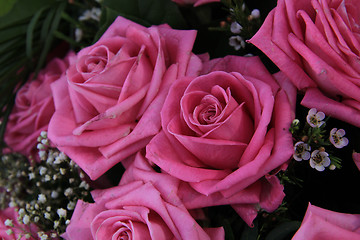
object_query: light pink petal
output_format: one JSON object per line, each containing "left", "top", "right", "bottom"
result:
{"left": 168, "top": 116, "right": 248, "bottom": 169}
{"left": 146, "top": 130, "right": 231, "bottom": 182}
{"left": 63, "top": 200, "right": 105, "bottom": 240}
{"left": 99, "top": 64, "right": 179, "bottom": 159}
{"left": 301, "top": 88, "right": 360, "bottom": 128}
{"left": 259, "top": 175, "right": 285, "bottom": 212}
{"left": 178, "top": 181, "right": 261, "bottom": 209}
{"left": 288, "top": 33, "right": 360, "bottom": 101}
{"left": 248, "top": 10, "right": 316, "bottom": 90}
{"left": 157, "top": 25, "right": 197, "bottom": 78}
{"left": 292, "top": 203, "right": 360, "bottom": 240}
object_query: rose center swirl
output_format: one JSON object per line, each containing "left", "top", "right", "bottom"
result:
{"left": 194, "top": 94, "right": 224, "bottom": 125}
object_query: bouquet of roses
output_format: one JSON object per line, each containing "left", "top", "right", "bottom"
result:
{"left": 0, "top": 0, "right": 359, "bottom": 239}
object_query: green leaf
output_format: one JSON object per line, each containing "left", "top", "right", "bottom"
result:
{"left": 53, "top": 30, "right": 81, "bottom": 47}
{"left": 0, "top": 0, "right": 18, "bottom": 17}
{"left": 265, "top": 221, "right": 301, "bottom": 240}
{"left": 0, "top": 24, "right": 27, "bottom": 44}
{"left": 40, "top": 6, "right": 56, "bottom": 42}
{"left": 240, "top": 219, "right": 258, "bottom": 240}
{"left": 35, "top": 1, "right": 67, "bottom": 75}
{"left": 0, "top": 37, "right": 23, "bottom": 55}
{"left": 26, "top": 7, "right": 46, "bottom": 58}
{"left": 156, "top": 0, "right": 187, "bottom": 28}
{"left": 102, "top": 0, "right": 187, "bottom": 28}
{"left": 0, "top": 0, "right": 57, "bottom": 29}
{"left": 102, "top": 0, "right": 139, "bottom": 17}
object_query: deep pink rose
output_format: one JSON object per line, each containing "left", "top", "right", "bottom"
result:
{"left": 292, "top": 203, "right": 360, "bottom": 240}
{"left": 249, "top": 0, "right": 360, "bottom": 127}
{"left": 5, "top": 54, "right": 73, "bottom": 160}
{"left": 63, "top": 179, "right": 224, "bottom": 240}
{"left": 146, "top": 56, "right": 296, "bottom": 225}
{"left": 48, "top": 16, "right": 202, "bottom": 180}
{"left": 0, "top": 207, "right": 40, "bottom": 239}
{"left": 172, "top": 0, "right": 220, "bottom": 7}
{"left": 353, "top": 151, "right": 360, "bottom": 171}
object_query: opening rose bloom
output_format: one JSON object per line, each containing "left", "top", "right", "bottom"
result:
{"left": 292, "top": 203, "right": 360, "bottom": 239}
{"left": 63, "top": 181, "right": 224, "bottom": 240}
{"left": 5, "top": 54, "right": 73, "bottom": 160}
{"left": 249, "top": 0, "right": 360, "bottom": 127}
{"left": 146, "top": 56, "right": 296, "bottom": 225}
{"left": 48, "top": 16, "right": 201, "bottom": 180}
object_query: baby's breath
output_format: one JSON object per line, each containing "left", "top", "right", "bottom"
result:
{"left": 0, "top": 131, "right": 93, "bottom": 237}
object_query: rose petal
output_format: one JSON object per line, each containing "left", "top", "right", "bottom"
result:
{"left": 168, "top": 116, "right": 248, "bottom": 169}
{"left": 146, "top": 130, "right": 231, "bottom": 182}
{"left": 248, "top": 9, "right": 316, "bottom": 90}
{"left": 301, "top": 88, "right": 360, "bottom": 128}
{"left": 292, "top": 203, "right": 360, "bottom": 240}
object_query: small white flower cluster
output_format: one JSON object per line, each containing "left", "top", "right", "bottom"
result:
{"left": 75, "top": 7, "right": 102, "bottom": 42}
{"left": 0, "top": 132, "right": 92, "bottom": 238}
{"left": 293, "top": 108, "right": 349, "bottom": 171}
{"left": 228, "top": 6, "right": 261, "bottom": 51}
{"left": 1, "top": 210, "right": 33, "bottom": 239}
{"left": 79, "top": 8, "right": 102, "bottom": 22}
{"left": 37, "top": 231, "right": 58, "bottom": 240}
{"left": 229, "top": 35, "right": 246, "bottom": 51}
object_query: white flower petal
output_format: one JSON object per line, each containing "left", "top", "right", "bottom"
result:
{"left": 316, "top": 111, "right": 325, "bottom": 120}
{"left": 315, "top": 165, "right": 325, "bottom": 171}
{"left": 336, "top": 129, "right": 346, "bottom": 137}
{"left": 302, "top": 151, "right": 310, "bottom": 160}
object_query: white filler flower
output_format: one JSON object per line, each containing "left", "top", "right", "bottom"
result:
{"left": 310, "top": 150, "right": 331, "bottom": 171}
{"left": 293, "top": 141, "right": 311, "bottom": 161}
{"left": 329, "top": 128, "right": 349, "bottom": 149}
{"left": 306, "top": 108, "right": 325, "bottom": 128}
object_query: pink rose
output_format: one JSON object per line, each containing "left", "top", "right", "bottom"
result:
{"left": 172, "top": 0, "right": 220, "bottom": 7}
{"left": 5, "top": 54, "right": 72, "bottom": 160}
{"left": 0, "top": 207, "right": 40, "bottom": 239}
{"left": 249, "top": 0, "right": 360, "bottom": 127}
{"left": 48, "top": 16, "right": 202, "bottom": 180}
{"left": 146, "top": 55, "right": 296, "bottom": 225}
{"left": 63, "top": 180, "right": 224, "bottom": 240}
{"left": 353, "top": 151, "right": 360, "bottom": 171}
{"left": 292, "top": 203, "right": 360, "bottom": 240}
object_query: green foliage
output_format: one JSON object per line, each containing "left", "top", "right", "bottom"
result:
{"left": 264, "top": 221, "right": 301, "bottom": 240}
{"left": 0, "top": 0, "right": 18, "bottom": 16}
{"left": 239, "top": 220, "right": 258, "bottom": 240}
{"left": 102, "top": 0, "right": 187, "bottom": 28}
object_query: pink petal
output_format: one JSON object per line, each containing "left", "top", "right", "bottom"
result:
{"left": 292, "top": 203, "right": 360, "bottom": 240}
{"left": 301, "top": 88, "right": 360, "bottom": 128}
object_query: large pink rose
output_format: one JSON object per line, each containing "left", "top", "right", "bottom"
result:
{"left": 146, "top": 55, "right": 296, "bottom": 225}
{"left": 172, "top": 0, "right": 220, "bottom": 7}
{"left": 0, "top": 207, "right": 40, "bottom": 239}
{"left": 48, "top": 16, "right": 201, "bottom": 180}
{"left": 63, "top": 180, "right": 224, "bottom": 240}
{"left": 5, "top": 54, "right": 72, "bottom": 160}
{"left": 249, "top": 0, "right": 360, "bottom": 127}
{"left": 292, "top": 203, "right": 360, "bottom": 240}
